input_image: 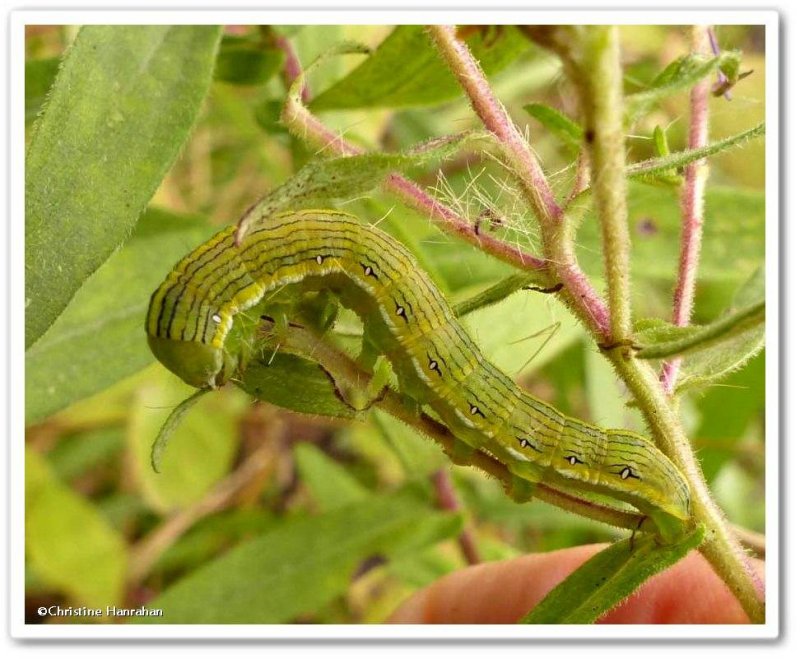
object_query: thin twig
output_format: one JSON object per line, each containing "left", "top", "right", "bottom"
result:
{"left": 661, "top": 25, "right": 713, "bottom": 394}
{"left": 431, "top": 469, "right": 481, "bottom": 565}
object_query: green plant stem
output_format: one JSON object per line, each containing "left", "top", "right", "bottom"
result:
{"left": 277, "top": 324, "right": 647, "bottom": 534}
{"left": 576, "top": 25, "right": 763, "bottom": 623}
{"left": 607, "top": 352, "right": 765, "bottom": 622}
{"left": 576, "top": 26, "right": 633, "bottom": 345}
{"left": 430, "top": 23, "right": 764, "bottom": 622}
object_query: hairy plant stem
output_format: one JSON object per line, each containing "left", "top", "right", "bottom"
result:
{"left": 661, "top": 25, "right": 713, "bottom": 393}
{"left": 280, "top": 76, "right": 548, "bottom": 272}
{"left": 276, "top": 324, "right": 647, "bottom": 535}
{"left": 426, "top": 25, "right": 612, "bottom": 340}
{"left": 574, "top": 26, "right": 633, "bottom": 345}
{"left": 608, "top": 352, "right": 765, "bottom": 622}
{"left": 429, "top": 23, "right": 764, "bottom": 622}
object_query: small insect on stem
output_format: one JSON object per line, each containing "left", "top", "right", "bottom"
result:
{"left": 524, "top": 282, "right": 564, "bottom": 295}
{"left": 473, "top": 208, "right": 505, "bottom": 236}
{"left": 597, "top": 338, "right": 638, "bottom": 353}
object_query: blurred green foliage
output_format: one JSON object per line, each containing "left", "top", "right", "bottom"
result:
{"left": 24, "top": 24, "right": 765, "bottom": 625}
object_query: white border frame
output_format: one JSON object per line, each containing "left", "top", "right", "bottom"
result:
{"left": 7, "top": 7, "right": 780, "bottom": 641}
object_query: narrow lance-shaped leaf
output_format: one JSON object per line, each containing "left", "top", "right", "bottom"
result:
{"left": 25, "top": 208, "right": 216, "bottom": 423}
{"left": 634, "top": 299, "right": 764, "bottom": 360}
{"left": 521, "top": 526, "right": 704, "bottom": 624}
{"left": 627, "top": 123, "right": 765, "bottom": 182}
{"left": 635, "top": 266, "right": 765, "bottom": 392}
{"left": 236, "top": 131, "right": 491, "bottom": 239}
{"left": 26, "top": 25, "right": 222, "bottom": 348}
{"left": 139, "top": 488, "right": 462, "bottom": 623}
{"left": 625, "top": 51, "right": 740, "bottom": 123}
{"left": 311, "top": 26, "right": 531, "bottom": 110}
{"left": 523, "top": 103, "right": 582, "bottom": 152}
{"left": 150, "top": 389, "right": 210, "bottom": 473}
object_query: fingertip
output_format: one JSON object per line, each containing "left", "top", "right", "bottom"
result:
{"left": 388, "top": 545, "right": 603, "bottom": 623}
{"left": 388, "top": 545, "right": 763, "bottom": 624}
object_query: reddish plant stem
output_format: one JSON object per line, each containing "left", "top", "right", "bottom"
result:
{"left": 425, "top": 27, "right": 562, "bottom": 223}
{"left": 272, "top": 34, "right": 311, "bottom": 104}
{"left": 426, "top": 25, "right": 611, "bottom": 341}
{"left": 661, "top": 25, "right": 712, "bottom": 394}
{"left": 282, "top": 88, "right": 549, "bottom": 272}
{"left": 431, "top": 469, "right": 481, "bottom": 565}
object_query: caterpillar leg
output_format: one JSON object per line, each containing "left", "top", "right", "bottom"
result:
{"left": 505, "top": 475, "right": 537, "bottom": 503}
{"left": 326, "top": 355, "right": 393, "bottom": 418}
{"left": 447, "top": 438, "right": 479, "bottom": 467}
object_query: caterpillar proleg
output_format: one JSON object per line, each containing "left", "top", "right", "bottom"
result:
{"left": 146, "top": 209, "right": 691, "bottom": 542}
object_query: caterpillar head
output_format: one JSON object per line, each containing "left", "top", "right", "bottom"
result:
{"left": 147, "top": 335, "right": 238, "bottom": 389}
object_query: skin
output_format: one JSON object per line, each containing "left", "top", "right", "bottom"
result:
{"left": 388, "top": 546, "right": 763, "bottom": 624}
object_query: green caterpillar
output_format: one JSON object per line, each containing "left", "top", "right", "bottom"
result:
{"left": 146, "top": 209, "right": 691, "bottom": 542}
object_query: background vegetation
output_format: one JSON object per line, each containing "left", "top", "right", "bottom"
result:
{"left": 24, "top": 24, "right": 765, "bottom": 624}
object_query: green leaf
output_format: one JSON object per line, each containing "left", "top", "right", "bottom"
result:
{"left": 47, "top": 426, "right": 125, "bottom": 482}
{"left": 214, "top": 42, "right": 284, "bottom": 85}
{"left": 237, "top": 131, "right": 489, "bottom": 237}
{"left": 311, "top": 26, "right": 531, "bottom": 110}
{"left": 634, "top": 300, "right": 764, "bottom": 360}
{"left": 25, "top": 208, "right": 216, "bottom": 423}
{"left": 25, "top": 57, "right": 60, "bottom": 124}
{"left": 653, "top": 124, "right": 670, "bottom": 157}
{"left": 675, "top": 268, "right": 765, "bottom": 392}
{"left": 577, "top": 182, "right": 764, "bottom": 286}
{"left": 634, "top": 268, "right": 764, "bottom": 392}
{"left": 128, "top": 375, "right": 246, "bottom": 512}
{"left": 627, "top": 123, "right": 765, "bottom": 182}
{"left": 294, "top": 443, "right": 369, "bottom": 511}
{"left": 523, "top": 103, "right": 582, "bottom": 150}
{"left": 140, "top": 488, "right": 461, "bottom": 623}
{"left": 150, "top": 389, "right": 210, "bottom": 473}
{"left": 26, "top": 26, "right": 222, "bottom": 348}
{"left": 26, "top": 448, "right": 128, "bottom": 609}
{"left": 521, "top": 526, "right": 704, "bottom": 623}
{"left": 452, "top": 272, "right": 551, "bottom": 317}
{"left": 153, "top": 510, "right": 278, "bottom": 577}
{"left": 237, "top": 352, "right": 356, "bottom": 418}
{"left": 626, "top": 52, "right": 736, "bottom": 123}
